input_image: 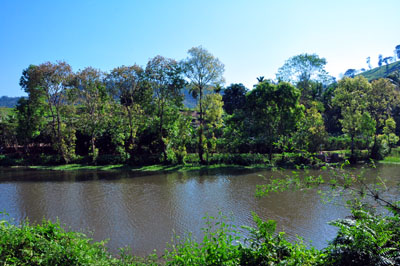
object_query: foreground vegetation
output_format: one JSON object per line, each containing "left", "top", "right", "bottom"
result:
{"left": 1, "top": 196, "right": 399, "bottom": 265}
{"left": 2, "top": 210, "right": 399, "bottom": 265}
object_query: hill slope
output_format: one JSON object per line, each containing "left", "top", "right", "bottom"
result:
{"left": 0, "top": 96, "right": 23, "bottom": 108}
{"left": 359, "top": 61, "right": 400, "bottom": 81}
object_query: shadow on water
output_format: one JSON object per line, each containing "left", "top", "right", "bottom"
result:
{"left": 0, "top": 166, "right": 263, "bottom": 183}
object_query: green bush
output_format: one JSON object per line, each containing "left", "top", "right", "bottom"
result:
{"left": 207, "top": 153, "right": 268, "bottom": 166}
{"left": 0, "top": 218, "right": 115, "bottom": 265}
{"left": 95, "top": 154, "right": 126, "bottom": 165}
{"left": 325, "top": 136, "right": 351, "bottom": 151}
{"left": 183, "top": 153, "right": 200, "bottom": 164}
{"left": 164, "top": 212, "right": 324, "bottom": 266}
{"left": 0, "top": 215, "right": 157, "bottom": 266}
{"left": 325, "top": 209, "right": 400, "bottom": 266}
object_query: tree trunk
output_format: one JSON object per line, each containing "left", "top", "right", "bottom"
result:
{"left": 91, "top": 134, "right": 96, "bottom": 164}
{"left": 370, "top": 134, "right": 379, "bottom": 159}
{"left": 350, "top": 134, "right": 356, "bottom": 164}
{"left": 159, "top": 103, "right": 167, "bottom": 163}
{"left": 268, "top": 144, "right": 273, "bottom": 162}
{"left": 198, "top": 88, "right": 205, "bottom": 164}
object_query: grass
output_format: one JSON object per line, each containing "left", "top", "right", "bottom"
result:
{"left": 378, "top": 147, "right": 400, "bottom": 164}
{"left": 358, "top": 61, "right": 400, "bottom": 81}
{"left": 379, "top": 156, "right": 400, "bottom": 164}
{"left": 27, "top": 163, "right": 272, "bottom": 173}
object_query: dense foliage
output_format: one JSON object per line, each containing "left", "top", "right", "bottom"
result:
{"left": 1, "top": 49, "right": 400, "bottom": 167}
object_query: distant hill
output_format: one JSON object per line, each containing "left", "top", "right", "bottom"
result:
{"left": 0, "top": 96, "right": 23, "bottom": 108}
{"left": 0, "top": 92, "right": 208, "bottom": 109}
{"left": 182, "top": 88, "right": 221, "bottom": 109}
{"left": 358, "top": 61, "right": 400, "bottom": 81}
{"left": 182, "top": 88, "right": 197, "bottom": 108}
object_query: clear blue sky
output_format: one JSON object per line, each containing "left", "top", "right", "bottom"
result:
{"left": 1, "top": 0, "right": 399, "bottom": 97}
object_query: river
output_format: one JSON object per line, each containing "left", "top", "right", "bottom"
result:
{"left": 0, "top": 165, "right": 399, "bottom": 256}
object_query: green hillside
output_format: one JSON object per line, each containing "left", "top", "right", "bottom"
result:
{"left": 0, "top": 96, "right": 23, "bottom": 108}
{"left": 359, "top": 60, "right": 400, "bottom": 81}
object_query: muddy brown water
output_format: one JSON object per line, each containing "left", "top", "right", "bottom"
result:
{"left": 0, "top": 165, "right": 398, "bottom": 256}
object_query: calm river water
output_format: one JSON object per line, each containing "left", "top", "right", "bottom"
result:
{"left": 0, "top": 165, "right": 399, "bottom": 256}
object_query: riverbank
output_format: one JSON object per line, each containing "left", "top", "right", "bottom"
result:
{"left": 25, "top": 163, "right": 273, "bottom": 172}
{"left": 0, "top": 152, "right": 338, "bottom": 172}
{"left": 2, "top": 147, "right": 399, "bottom": 173}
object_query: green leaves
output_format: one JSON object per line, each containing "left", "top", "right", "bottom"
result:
{"left": 276, "top": 53, "right": 332, "bottom": 86}
{"left": 326, "top": 209, "right": 400, "bottom": 265}
{"left": 0, "top": 218, "right": 121, "bottom": 265}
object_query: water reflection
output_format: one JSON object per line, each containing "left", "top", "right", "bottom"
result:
{"left": 0, "top": 165, "right": 398, "bottom": 256}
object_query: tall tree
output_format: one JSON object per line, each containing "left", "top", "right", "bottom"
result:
{"left": 145, "top": 55, "right": 185, "bottom": 161}
{"left": 366, "top": 56, "right": 372, "bottom": 69}
{"left": 294, "top": 102, "right": 327, "bottom": 153}
{"left": 19, "top": 62, "right": 76, "bottom": 163}
{"left": 201, "top": 93, "right": 224, "bottom": 161}
{"left": 181, "top": 46, "right": 225, "bottom": 164}
{"left": 106, "top": 65, "right": 152, "bottom": 159}
{"left": 378, "top": 54, "right": 383, "bottom": 67}
{"left": 244, "top": 81, "right": 303, "bottom": 160}
{"left": 333, "top": 76, "right": 371, "bottom": 161}
{"left": 222, "top": 83, "right": 248, "bottom": 115}
{"left": 395, "top": 45, "right": 400, "bottom": 61}
{"left": 17, "top": 65, "right": 48, "bottom": 152}
{"left": 344, "top": 69, "right": 357, "bottom": 78}
{"left": 368, "top": 78, "right": 399, "bottom": 159}
{"left": 276, "top": 53, "right": 332, "bottom": 87}
{"left": 74, "top": 67, "right": 110, "bottom": 163}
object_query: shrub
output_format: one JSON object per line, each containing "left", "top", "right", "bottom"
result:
{"left": 0, "top": 217, "right": 117, "bottom": 265}
{"left": 95, "top": 154, "right": 126, "bottom": 165}
{"left": 325, "top": 209, "right": 400, "bottom": 266}
{"left": 207, "top": 153, "right": 268, "bottom": 166}
{"left": 0, "top": 215, "right": 159, "bottom": 266}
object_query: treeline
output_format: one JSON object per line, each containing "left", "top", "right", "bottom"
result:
{"left": 1, "top": 47, "right": 400, "bottom": 165}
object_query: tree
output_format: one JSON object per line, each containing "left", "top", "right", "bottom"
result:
{"left": 19, "top": 62, "right": 76, "bottom": 163}
{"left": 181, "top": 46, "right": 225, "bottom": 164}
{"left": 145, "top": 55, "right": 185, "bottom": 161}
{"left": 321, "top": 83, "right": 342, "bottom": 135}
{"left": 276, "top": 53, "right": 332, "bottom": 87}
{"left": 366, "top": 56, "right": 372, "bottom": 69}
{"left": 368, "top": 78, "right": 399, "bottom": 159}
{"left": 395, "top": 45, "right": 400, "bottom": 60}
{"left": 201, "top": 93, "right": 224, "bottom": 161}
{"left": 343, "top": 69, "right": 357, "bottom": 78}
{"left": 17, "top": 65, "right": 49, "bottom": 152}
{"left": 0, "top": 108, "right": 17, "bottom": 153}
{"left": 74, "top": 67, "right": 110, "bottom": 163}
{"left": 293, "top": 102, "right": 327, "bottom": 153}
{"left": 244, "top": 81, "right": 303, "bottom": 160}
{"left": 105, "top": 65, "right": 152, "bottom": 159}
{"left": 222, "top": 83, "right": 248, "bottom": 115}
{"left": 382, "top": 117, "right": 398, "bottom": 154}
{"left": 378, "top": 54, "right": 383, "bottom": 67}
{"left": 333, "top": 76, "right": 371, "bottom": 161}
